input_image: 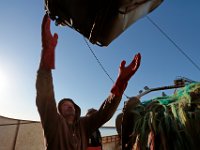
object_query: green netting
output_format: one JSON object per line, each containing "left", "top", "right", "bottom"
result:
{"left": 128, "top": 82, "right": 200, "bottom": 150}
{"left": 142, "top": 82, "right": 200, "bottom": 106}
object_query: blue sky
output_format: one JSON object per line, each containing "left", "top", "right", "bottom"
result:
{"left": 0, "top": 1, "right": 200, "bottom": 127}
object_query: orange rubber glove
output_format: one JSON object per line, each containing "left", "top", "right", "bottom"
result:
{"left": 111, "top": 53, "right": 141, "bottom": 96}
{"left": 40, "top": 14, "right": 58, "bottom": 69}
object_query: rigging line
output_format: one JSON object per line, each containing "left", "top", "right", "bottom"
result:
{"left": 146, "top": 16, "right": 200, "bottom": 72}
{"left": 83, "top": 37, "right": 114, "bottom": 83}
{"left": 0, "top": 121, "right": 39, "bottom": 126}
{"left": 83, "top": 37, "right": 130, "bottom": 99}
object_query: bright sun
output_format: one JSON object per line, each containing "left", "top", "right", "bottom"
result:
{"left": 0, "top": 70, "right": 9, "bottom": 92}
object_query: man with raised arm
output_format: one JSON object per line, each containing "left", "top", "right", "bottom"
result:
{"left": 36, "top": 14, "right": 141, "bottom": 150}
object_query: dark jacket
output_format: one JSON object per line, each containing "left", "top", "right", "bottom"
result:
{"left": 36, "top": 69, "right": 122, "bottom": 150}
{"left": 88, "top": 129, "right": 102, "bottom": 147}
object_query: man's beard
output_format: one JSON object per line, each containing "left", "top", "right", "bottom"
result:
{"left": 62, "top": 109, "right": 75, "bottom": 116}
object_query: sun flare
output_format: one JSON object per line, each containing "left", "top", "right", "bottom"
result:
{"left": 0, "top": 70, "right": 9, "bottom": 92}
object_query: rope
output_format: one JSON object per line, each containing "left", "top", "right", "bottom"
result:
{"left": 83, "top": 15, "right": 200, "bottom": 104}
{"left": 83, "top": 37, "right": 129, "bottom": 99}
{"left": 83, "top": 37, "right": 114, "bottom": 83}
{"left": 0, "top": 121, "right": 39, "bottom": 126}
{"left": 146, "top": 16, "right": 200, "bottom": 73}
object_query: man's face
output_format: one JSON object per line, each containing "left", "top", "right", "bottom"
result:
{"left": 60, "top": 101, "right": 76, "bottom": 117}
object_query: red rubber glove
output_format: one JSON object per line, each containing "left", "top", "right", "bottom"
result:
{"left": 40, "top": 14, "right": 58, "bottom": 69}
{"left": 111, "top": 53, "right": 141, "bottom": 96}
